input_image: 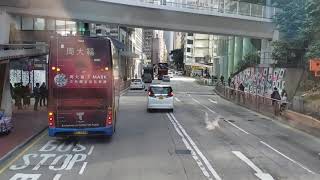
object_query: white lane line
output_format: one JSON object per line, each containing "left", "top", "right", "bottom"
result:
{"left": 208, "top": 99, "right": 218, "bottom": 104}
{"left": 192, "top": 98, "right": 216, "bottom": 114}
{"left": 79, "top": 162, "right": 88, "bottom": 175}
{"left": 225, "top": 120, "right": 250, "bottom": 135}
{"left": 53, "top": 174, "right": 62, "bottom": 180}
{"left": 232, "top": 151, "right": 274, "bottom": 180}
{"left": 260, "top": 141, "right": 315, "bottom": 174}
{"left": 88, "top": 145, "right": 94, "bottom": 155}
{"left": 168, "top": 113, "right": 222, "bottom": 180}
{"left": 166, "top": 114, "right": 212, "bottom": 179}
{"left": 175, "top": 97, "right": 181, "bottom": 102}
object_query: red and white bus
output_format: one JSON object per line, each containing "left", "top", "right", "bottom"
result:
{"left": 48, "top": 37, "right": 120, "bottom": 137}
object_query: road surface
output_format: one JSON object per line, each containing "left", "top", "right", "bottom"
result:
{"left": 1, "top": 76, "right": 320, "bottom": 180}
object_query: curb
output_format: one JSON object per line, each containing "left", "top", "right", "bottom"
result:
{"left": 0, "top": 126, "right": 48, "bottom": 165}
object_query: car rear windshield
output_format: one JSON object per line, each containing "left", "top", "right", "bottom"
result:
{"left": 150, "top": 87, "right": 172, "bottom": 94}
{"left": 132, "top": 79, "right": 141, "bottom": 82}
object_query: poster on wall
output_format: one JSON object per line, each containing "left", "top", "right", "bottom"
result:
{"left": 279, "top": 69, "right": 285, "bottom": 79}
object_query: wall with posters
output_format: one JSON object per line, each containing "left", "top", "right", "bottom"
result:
{"left": 233, "top": 67, "right": 303, "bottom": 98}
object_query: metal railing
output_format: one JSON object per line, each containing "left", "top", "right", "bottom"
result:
{"left": 215, "top": 84, "right": 286, "bottom": 117}
{"left": 138, "top": 0, "right": 276, "bottom": 19}
{"left": 0, "top": 44, "right": 49, "bottom": 61}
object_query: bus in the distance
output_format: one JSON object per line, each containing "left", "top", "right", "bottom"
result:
{"left": 157, "top": 63, "right": 168, "bottom": 80}
{"left": 48, "top": 37, "right": 120, "bottom": 137}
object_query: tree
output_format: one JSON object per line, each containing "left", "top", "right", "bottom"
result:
{"left": 234, "top": 52, "right": 260, "bottom": 75}
{"left": 170, "top": 48, "right": 184, "bottom": 70}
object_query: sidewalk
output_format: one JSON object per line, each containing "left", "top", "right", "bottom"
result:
{"left": 0, "top": 105, "right": 47, "bottom": 161}
{"left": 215, "top": 85, "right": 320, "bottom": 137}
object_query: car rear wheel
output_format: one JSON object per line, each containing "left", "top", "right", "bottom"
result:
{"left": 147, "top": 108, "right": 152, "bottom": 113}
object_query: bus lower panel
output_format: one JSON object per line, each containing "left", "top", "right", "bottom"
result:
{"left": 48, "top": 127, "right": 113, "bottom": 137}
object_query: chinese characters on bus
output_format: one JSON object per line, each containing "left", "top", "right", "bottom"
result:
{"left": 66, "top": 47, "right": 95, "bottom": 56}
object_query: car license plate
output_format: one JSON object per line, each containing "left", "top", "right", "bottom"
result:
{"left": 159, "top": 96, "right": 164, "bottom": 100}
{"left": 74, "top": 131, "right": 88, "bottom": 135}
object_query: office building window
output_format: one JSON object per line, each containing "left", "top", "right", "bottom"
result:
{"left": 66, "top": 21, "right": 76, "bottom": 36}
{"left": 34, "top": 18, "right": 45, "bottom": 30}
{"left": 22, "top": 16, "right": 34, "bottom": 30}
{"left": 13, "top": 15, "right": 21, "bottom": 30}
{"left": 187, "top": 48, "right": 191, "bottom": 52}
{"left": 46, "top": 19, "right": 55, "bottom": 30}
{"left": 56, "top": 20, "right": 66, "bottom": 36}
{"left": 187, "top": 39, "right": 193, "bottom": 44}
{"left": 188, "top": 33, "right": 193, "bottom": 36}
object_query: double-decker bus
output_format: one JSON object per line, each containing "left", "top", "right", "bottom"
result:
{"left": 48, "top": 37, "right": 120, "bottom": 137}
{"left": 157, "top": 63, "right": 168, "bottom": 80}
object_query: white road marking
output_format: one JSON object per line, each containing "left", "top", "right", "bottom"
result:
{"left": 260, "top": 141, "right": 315, "bottom": 174}
{"left": 232, "top": 151, "right": 274, "bottom": 180}
{"left": 168, "top": 113, "right": 222, "bottom": 180}
{"left": 225, "top": 120, "right": 250, "bottom": 135}
{"left": 79, "top": 162, "right": 88, "bottom": 175}
{"left": 192, "top": 97, "right": 249, "bottom": 134}
{"left": 203, "top": 111, "right": 220, "bottom": 130}
{"left": 175, "top": 97, "right": 181, "bottom": 102}
{"left": 208, "top": 99, "right": 218, "bottom": 104}
{"left": 53, "top": 174, "right": 62, "bottom": 180}
{"left": 87, "top": 146, "right": 94, "bottom": 155}
{"left": 192, "top": 98, "right": 216, "bottom": 114}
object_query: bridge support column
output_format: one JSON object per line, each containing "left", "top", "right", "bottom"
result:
{"left": 234, "top": 37, "right": 243, "bottom": 71}
{"left": 261, "top": 39, "right": 272, "bottom": 65}
{"left": 0, "top": 10, "right": 12, "bottom": 116}
{"left": 227, "top": 36, "right": 234, "bottom": 76}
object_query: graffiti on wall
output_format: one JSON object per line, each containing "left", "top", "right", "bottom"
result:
{"left": 233, "top": 67, "right": 286, "bottom": 96}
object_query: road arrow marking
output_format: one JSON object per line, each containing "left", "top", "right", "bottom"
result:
{"left": 232, "top": 151, "right": 274, "bottom": 180}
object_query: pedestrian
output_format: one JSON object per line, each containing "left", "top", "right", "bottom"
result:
{"left": 40, "top": 82, "right": 47, "bottom": 107}
{"left": 33, "top": 83, "right": 41, "bottom": 111}
{"left": 271, "top": 87, "right": 281, "bottom": 105}
{"left": 238, "top": 83, "right": 245, "bottom": 103}
{"left": 220, "top": 75, "right": 224, "bottom": 85}
{"left": 238, "top": 83, "right": 245, "bottom": 92}
{"left": 280, "top": 92, "right": 288, "bottom": 113}
{"left": 228, "top": 77, "right": 232, "bottom": 87}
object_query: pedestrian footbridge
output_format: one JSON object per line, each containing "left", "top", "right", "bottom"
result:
{"left": 1, "top": 0, "right": 276, "bottom": 38}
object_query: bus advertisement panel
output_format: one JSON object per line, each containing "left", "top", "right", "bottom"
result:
{"left": 48, "top": 37, "right": 119, "bottom": 137}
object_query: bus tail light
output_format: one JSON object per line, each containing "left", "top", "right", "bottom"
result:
{"left": 48, "top": 112, "right": 55, "bottom": 128}
{"left": 106, "top": 108, "right": 112, "bottom": 126}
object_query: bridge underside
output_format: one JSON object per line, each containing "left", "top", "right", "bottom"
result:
{"left": 1, "top": 0, "right": 275, "bottom": 39}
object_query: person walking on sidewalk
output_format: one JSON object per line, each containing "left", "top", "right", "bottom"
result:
{"left": 33, "top": 83, "right": 41, "bottom": 111}
{"left": 228, "top": 77, "right": 232, "bottom": 87}
{"left": 220, "top": 75, "right": 224, "bottom": 85}
{"left": 40, "top": 82, "right": 47, "bottom": 107}
{"left": 271, "top": 87, "right": 281, "bottom": 115}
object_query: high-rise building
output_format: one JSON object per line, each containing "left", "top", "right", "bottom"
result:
{"left": 142, "top": 29, "right": 153, "bottom": 63}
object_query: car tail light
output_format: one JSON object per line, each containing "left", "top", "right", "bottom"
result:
{"left": 48, "top": 112, "right": 55, "bottom": 128}
{"left": 168, "top": 91, "right": 173, "bottom": 97}
{"left": 106, "top": 107, "right": 113, "bottom": 126}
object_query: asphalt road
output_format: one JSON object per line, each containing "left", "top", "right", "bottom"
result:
{"left": 1, "top": 76, "right": 320, "bottom": 180}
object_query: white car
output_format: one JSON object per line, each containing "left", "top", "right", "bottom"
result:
{"left": 177, "top": 71, "right": 183, "bottom": 76}
{"left": 130, "top": 79, "right": 145, "bottom": 90}
{"left": 147, "top": 84, "right": 174, "bottom": 112}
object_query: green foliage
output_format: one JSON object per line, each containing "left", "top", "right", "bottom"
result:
{"left": 235, "top": 52, "right": 260, "bottom": 74}
{"left": 170, "top": 48, "right": 184, "bottom": 69}
{"left": 272, "top": 0, "right": 320, "bottom": 65}
{"left": 306, "top": 41, "right": 320, "bottom": 59}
